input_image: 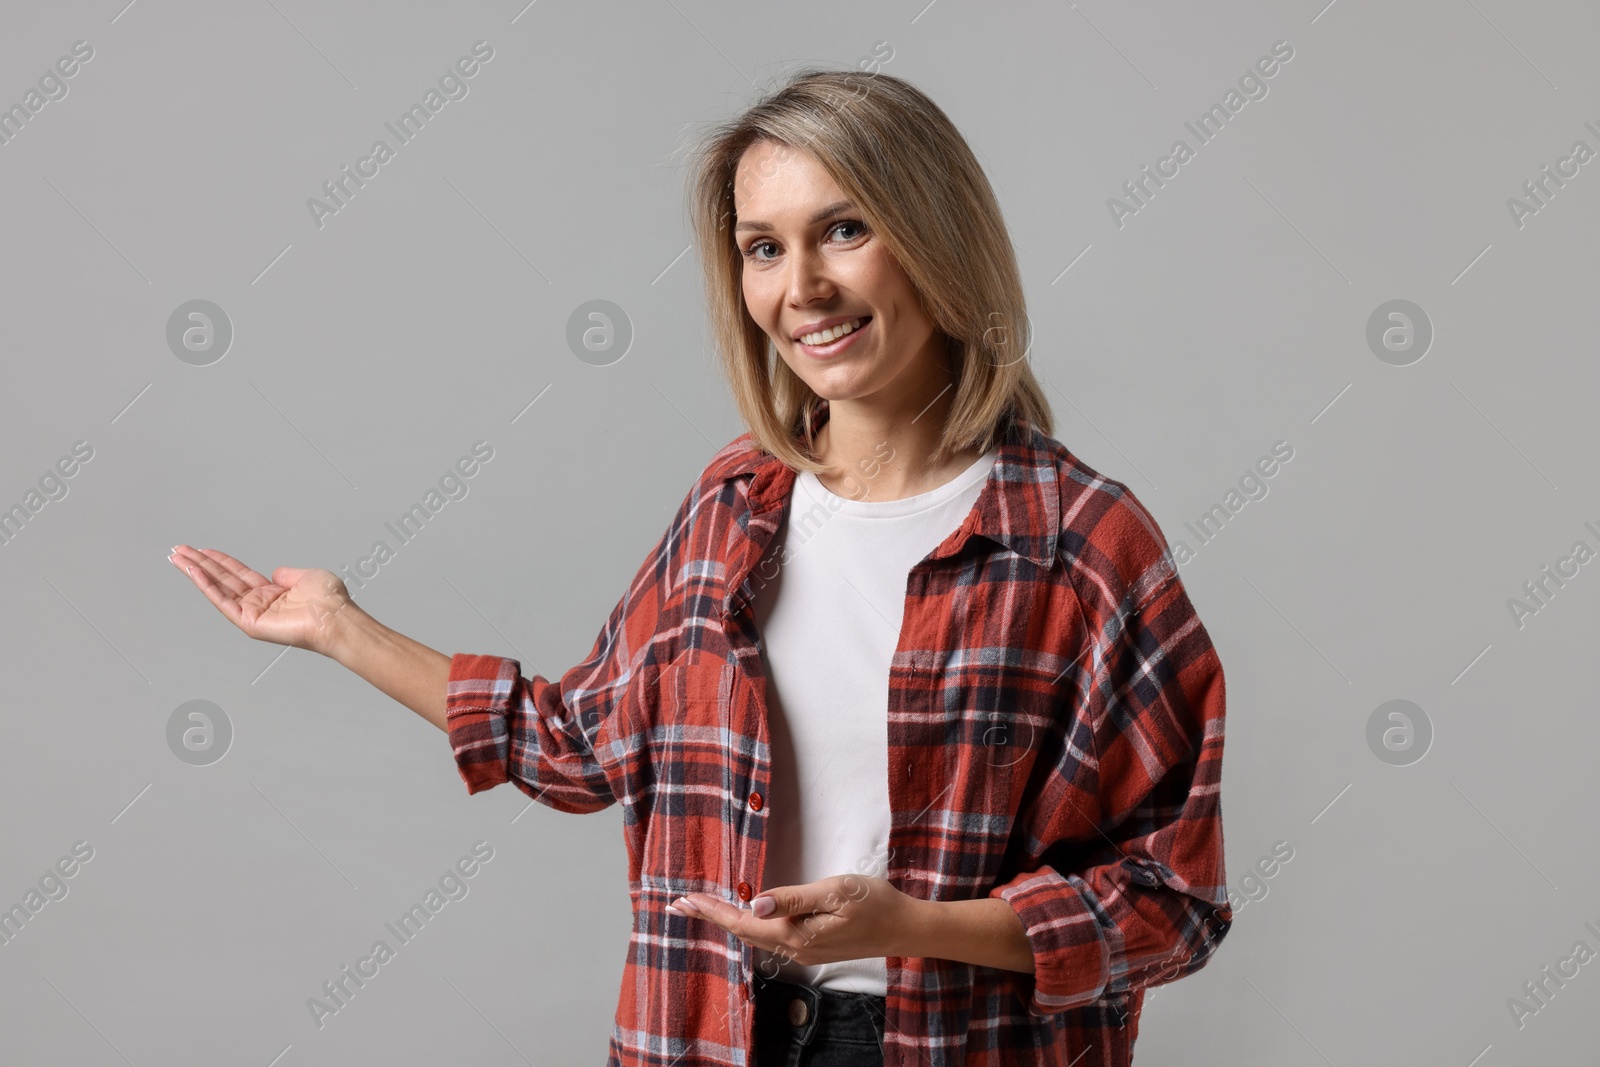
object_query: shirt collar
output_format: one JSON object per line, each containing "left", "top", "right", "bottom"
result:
{"left": 709, "top": 397, "right": 1061, "bottom": 569}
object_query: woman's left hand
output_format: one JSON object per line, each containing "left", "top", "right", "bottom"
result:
{"left": 669, "top": 874, "right": 919, "bottom": 966}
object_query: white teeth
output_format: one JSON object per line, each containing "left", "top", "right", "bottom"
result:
{"left": 799, "top": 317, "right": 866, "bottom": 346}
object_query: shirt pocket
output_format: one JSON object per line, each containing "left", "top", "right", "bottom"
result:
{"left": 643, "top": 648, "right": 738, "bottom": 894}
{"left": 959, "top": 681, "right": 1051, "bottom": 819}
{"left": 941, "top": 656, "right": 1077, "bottom": 885}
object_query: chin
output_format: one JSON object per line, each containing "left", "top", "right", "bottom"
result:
{"left": 798, "top": 371, "right": 870, "bottom": 403}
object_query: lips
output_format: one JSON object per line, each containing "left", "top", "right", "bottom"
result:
{"left": 795, "top": 316, "right": 871, "bottom": 358}
{"left": 794, "top": 315, "right": 870, "bottom": 345}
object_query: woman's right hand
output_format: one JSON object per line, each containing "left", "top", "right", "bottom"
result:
{"left": 169, "top": 545, "right": 356, "bottom": 656}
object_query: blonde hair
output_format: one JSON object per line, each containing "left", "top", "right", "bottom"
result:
{"left": 682, "top": 67, "right": 1052, "bottom": 475}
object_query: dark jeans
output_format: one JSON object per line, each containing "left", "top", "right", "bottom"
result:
{"left": 752, "top": 974, "right": 887, "bottom": 1066}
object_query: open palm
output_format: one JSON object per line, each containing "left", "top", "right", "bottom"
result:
{"left": 169, "top": 545, "right": 354, "bottom": 655}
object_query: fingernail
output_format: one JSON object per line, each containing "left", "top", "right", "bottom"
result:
{"left": 752, "top": 896, "right": 775, "bottom": 918}
{"left": 671, "top": 897, "right": 700, "bottom": 916}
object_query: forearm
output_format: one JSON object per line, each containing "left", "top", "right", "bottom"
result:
{"left": 323, "top": 605, "right": 452, "bottom": 733}
{"left": 900, "top": 896, "right": 1035, "bottom": 975}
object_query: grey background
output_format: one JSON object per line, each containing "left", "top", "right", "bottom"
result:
{"left": 1, "top": 0, "right": 1596, "bottom": 1064}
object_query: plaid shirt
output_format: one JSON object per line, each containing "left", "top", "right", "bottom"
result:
{"left": 445, "top": 398, "right": 1232, "bottom": 1066}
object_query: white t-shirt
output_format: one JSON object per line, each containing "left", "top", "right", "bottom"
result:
{"left": 748, "top": 445, "right": 1000, "bottom": 993}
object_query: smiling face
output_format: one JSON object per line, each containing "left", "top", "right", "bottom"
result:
{"left": 732, "top": 139, "right": 949, "bottom": 414}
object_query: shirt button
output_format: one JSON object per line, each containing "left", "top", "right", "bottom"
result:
{"left": 736, "top": 881, "right": 753, "bottom": 901}
{"left": 748, "top": 792, "right": 764, "bottom": 811}
{"left": 788, "top": 997, "right": 810, "bottom": 1026}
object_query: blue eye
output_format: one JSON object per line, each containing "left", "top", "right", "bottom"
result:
{"left": 741, "top": 239, "right": 778, "bottom": 261}
{"left": 739, "top": 220, "right": 869, "bottom": 262}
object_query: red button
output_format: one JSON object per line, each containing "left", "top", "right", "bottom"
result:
{"left": 736, "top": 881, "right": 753, "bottom": 901}
{"left": 748, "top": 792, "right": 764, "bottom": 811}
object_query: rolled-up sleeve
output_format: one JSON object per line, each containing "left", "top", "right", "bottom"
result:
{"left": 989, "top": 490, "right": 1232, "bottom": 1015}
{"left": 445, "top": 482, "right": 696, "bottom": 814}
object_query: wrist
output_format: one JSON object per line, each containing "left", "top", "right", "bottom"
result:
{"left": 320, "top": 601, "right": 381, "bottom": 664}
{"left": 892, "top": 894, "right": 940, "bottom": 960}
{"left": 892, "top": 895, "right": 1035, "bottom": 974}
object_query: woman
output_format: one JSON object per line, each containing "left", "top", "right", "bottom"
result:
{"left": 170, "top": 69, "right": 1231, "bottom": 1067}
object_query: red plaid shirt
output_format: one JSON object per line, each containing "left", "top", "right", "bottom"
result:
{"left": 446, "top": 398, "right": 1231, "bottom": 1066}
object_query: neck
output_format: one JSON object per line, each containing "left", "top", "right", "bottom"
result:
{"left": 811, "top": 381, "right": 984, "bottom": 503}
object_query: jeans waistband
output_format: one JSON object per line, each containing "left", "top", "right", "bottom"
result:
{"left": 753, "top": 975, "right": 887, "bottom": 1048}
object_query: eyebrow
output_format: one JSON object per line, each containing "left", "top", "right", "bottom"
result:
{"left": 734, "top": 200, "right": 857, "bottom": 234}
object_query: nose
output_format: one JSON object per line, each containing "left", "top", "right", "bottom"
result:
{"left": 784, "top": 246, "right": 834, "bottom": 307}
